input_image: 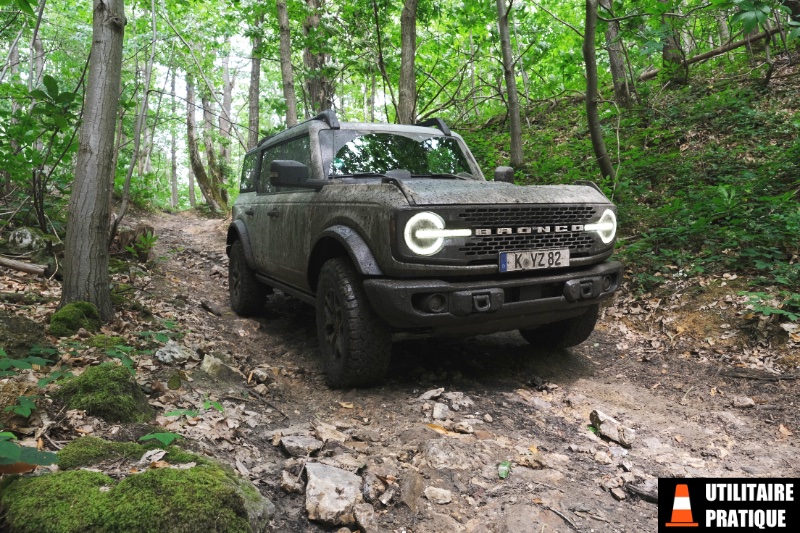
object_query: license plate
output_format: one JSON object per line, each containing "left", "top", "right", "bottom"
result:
{"left": 499, "top": 248, "right": 570, "bottom": 273}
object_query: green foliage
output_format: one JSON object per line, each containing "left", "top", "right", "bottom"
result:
{"left": 124, "top": 231, "right": 159, "bottom": 261}
{"left": 139, "top": 432, "right": 183, "bottom": 447}
{"left": 54, "top": 364, "right": 154, "bottom": 423}
{"left": 0, "top": 347, "right": 52, "bottom": 378}
{"left": 48, "top": 302, "right": 101, "bottom": 338}
{"left": 0, "top": 432, "right": 58, "bottom": 468}
{"left": 3, "top": 396, "right": 38, "bottom": 418}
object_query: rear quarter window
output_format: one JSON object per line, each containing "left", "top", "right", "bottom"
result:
{"left": 240, "top": 152, "right": 257, "bottom": 192}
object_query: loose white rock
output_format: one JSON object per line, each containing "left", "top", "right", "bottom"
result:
{"left": 424, "top": 486, "right": 453, "bottom": 504}
{"left": 305, "top": 463, "right": 362, "bottom": 526}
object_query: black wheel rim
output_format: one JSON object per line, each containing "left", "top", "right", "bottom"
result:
{"left": 322, "top": 288, "right": 344, "bottom": 361}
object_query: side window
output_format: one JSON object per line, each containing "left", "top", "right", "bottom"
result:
{"left": 239, "top": 152, "right": 257, "bottom": 192}
{"left": 257, "top": 135, "right": 311, "bottom": 194}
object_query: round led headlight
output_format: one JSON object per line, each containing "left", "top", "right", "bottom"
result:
{"left": 585, "top": 209, "right": 617, "bottom": 244}
{"left": 404, "top": 212, "right": 446, "bottom": 256}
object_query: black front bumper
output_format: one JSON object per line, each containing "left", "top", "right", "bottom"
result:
{"left": 362, "top": 261, "right": 623, "bottom": 337}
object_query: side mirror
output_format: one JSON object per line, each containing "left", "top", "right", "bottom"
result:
{"left": 494, "top": 166, "right": 515, "bottom": 184}
{"left": 270, "top": 160, "right": 309, "bottom": 188}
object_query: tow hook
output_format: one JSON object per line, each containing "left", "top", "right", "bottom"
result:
{"left": 450, "top": 289, "right": 504, "bottom": 316}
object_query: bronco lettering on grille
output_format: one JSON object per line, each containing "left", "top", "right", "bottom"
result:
{"left": 475, "top": 225, "right": 585, "bottom": 236}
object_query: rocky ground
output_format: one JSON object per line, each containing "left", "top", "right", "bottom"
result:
{"left": 2, "top": 209, "right": 799, "bottom": 532}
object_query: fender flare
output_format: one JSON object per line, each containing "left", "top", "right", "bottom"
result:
{"left": 313, "top": 225, "right": 383, "bottom": 277}
{"left": 226, "top": 220, "right": 256, "bottom": 269}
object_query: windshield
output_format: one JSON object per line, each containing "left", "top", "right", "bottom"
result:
{"left": 323, "top": 132, "right": 475, "bottom": 178}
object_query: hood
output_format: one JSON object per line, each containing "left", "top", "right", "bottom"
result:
{"left": 394, "top": 178, "right": 612, "bottom": 206}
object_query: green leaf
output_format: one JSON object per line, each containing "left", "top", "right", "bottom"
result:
{"left": 139, "top": 432, "right": 183, "bottom": 446}
{"left": 42, "top": 75, "right": 59, "bottom": 98}
{"left": 165, "top": 409, "right": 198, "bottom": 418}
{"left": 25, "top": 356, "right": 51, "bottom": 367}
{"left": 0, "top": 432, "right": 17, "bottom": 441}
{"left": 29, "top": 89, "right": 49, "bottom": 101}
{"left": 14, "top": 0, "right": 36, "bottom": 17}
{"left": 19, "top": 446, "right": 58, "bottom": 466}
{"left": 0, "top": 441, "right": 22, "bottom": 463}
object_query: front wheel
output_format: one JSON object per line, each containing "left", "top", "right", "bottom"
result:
{"left": 228, "top": 240, "right": 268, "bottom": 316}
{"left": 316, "top": 257, "right": 391, "bottom": 388}
{"left": 519, "top": 304, "right": 600, "bottom": 349}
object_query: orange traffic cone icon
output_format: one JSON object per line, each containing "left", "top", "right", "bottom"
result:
{"left": 665, "top": 484, "right": 699, "bottom": 527}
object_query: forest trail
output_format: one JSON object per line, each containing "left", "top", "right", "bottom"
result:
{"left": 93, "top": 210, "right": 800, "bottom": 531}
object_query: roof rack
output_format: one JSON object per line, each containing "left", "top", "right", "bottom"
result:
{"left": 415, "top": 118, "right": 451, "bottom": 136}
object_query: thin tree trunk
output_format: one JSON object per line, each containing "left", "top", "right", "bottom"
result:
{"left": 660, "top": 0, "right": 687, "bottom": 85}
{"left": 61, "top": 0, "right": 126, "bottom": 321}
{"left": 248, "top": 14, "right": 263, "bottom": 149}
{"left": 188, "top": 172, "right": 196, "bottom": 207}
{"left": 368, "top": 67, "right": 376, "bottom": 122}
{"left": 397, "top": 0, "right": 418, "bottom": 124}
{"left": 3, "top": 41, "right": 21, "bottom": 195}
{"left": 496, "top": 0, "right": 523, "bottom": 167}
{"left": 170, "top": 69, "right": 178, "bottom": 208}
{"left": 716, "top": 14, "right": 730, "bottom": 44}
{"left": 583, "top": 0, "right": 616, "bottom": 182}
{"left": 371, "top": 0, "right": 397, "bottom": 118}
{"left": 28, "top": 0, "right": 47, "bottom": 93}
{"left": 600, "top": 0, "right": 633, "bottom": 108}
{"left": 303, "top": 0, "right": 334, "bottom": 114}
{"left": 186, "top": 75, "right": 222, "bottom": 212}
{"left": 109, "top": 0, "right": 156, "bottom": 245}
{"left": 277, "top": 0, "right": 299, "bottom": 126}
{"left": 202, "top": 94, "right": 222, "bottom": 184}
{"left": 220, "top": 42, "right": 234, "bottom": 168}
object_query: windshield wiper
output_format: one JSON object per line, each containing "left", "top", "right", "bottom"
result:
{"left": 333, "top": 172, "right": 388, "bottom": 179}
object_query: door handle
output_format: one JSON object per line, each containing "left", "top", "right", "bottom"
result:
{"left": 267, "top": 209, "right": 280, "bottom": 218}
{"left": 244, "top": 209, "right": 255, "bottom": 216}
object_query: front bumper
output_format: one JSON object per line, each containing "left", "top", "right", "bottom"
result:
{"left": 362, "top": 261, "right": 623, "bottom": 337}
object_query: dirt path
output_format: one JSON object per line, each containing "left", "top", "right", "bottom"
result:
{"left": 135, "top": 210, "right": 798, "bottom": 532}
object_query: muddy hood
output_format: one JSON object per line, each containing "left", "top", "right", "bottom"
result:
{"left": 397, "top": 178, "right": 612, "bottom": 206}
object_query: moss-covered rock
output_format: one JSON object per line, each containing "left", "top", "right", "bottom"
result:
{"left": 0, "top": 462, "right": 274, "bottom": 533}
{"left": 53, "top": 365, "right": 153, "bottom": 423}
{"left": 57, "top": 436, "right": 202, "bottom": 470}
{"left": 0, "top": 313, "right": 51, "bottom": 358}
{"left": 48, "top": 302, "right": 101, "bottom": 337}
{"left": 85, "top": 335, "right": 126, "bottom": 350}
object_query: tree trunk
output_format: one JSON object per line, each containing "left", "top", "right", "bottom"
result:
{"left": 303, "top": 0, "right": 334, "bottom": 115}
{"left": 496, "top": 0, "right": 523, "bottom": 168}
{"left": 583, "top": 0, "right": 616, "bottom": 182}
{"left": 248, "top": 14, "right": 263, "bottom": 149}
{"left": 220, "top": 41, "right": 234, "bottom": 169}
{"left": 600, "top": 0, "right": 633, "bottom": 108}
{"left": 368, "top": 67, "right": 376, "bottom": 122}
{"left": 202, "top": 95, "right": 223, "bottom": 183}
{"left": 109, "top": 0, "right": 156, "bottom": 245}
{"left": 3, "top": 39, "right": 21, "bottom": 195}
{"left": 716, "top": 14, "right": 730, "bottom": 44}
{"left": 397, "top": 0, "right": 418, "bottom": 124}
{"left": 660, "top": 0, "right": 687, "bottom": 85}
{"left": 186, "top": 75, "right": 223, "bottom": 212}
{"left": 188, "top": 172, "right": 196, "bottom": 207}
{"left": 170, "top": 69, "right": 178, "bottom": 208}
{"left": 277, "top": 0, "right": 299, "bottom": 127}
{"left": 61, "top": 0, "right": 126, "bottom": 321}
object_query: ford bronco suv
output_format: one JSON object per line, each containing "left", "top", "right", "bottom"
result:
{"left": 227, "top": 111, "right": 622, "bottom": 388}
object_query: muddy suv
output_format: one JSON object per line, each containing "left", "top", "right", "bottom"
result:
{"left": 227, "top": 111, "right": 623, "bottom": 388}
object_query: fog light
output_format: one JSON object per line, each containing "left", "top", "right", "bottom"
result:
{"left": 602, "top": 275, "right": 613, "bottom": 291}
{"left": 425, "top": 293, "right": 447, "bottom": 313}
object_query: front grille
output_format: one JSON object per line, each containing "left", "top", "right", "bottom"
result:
{"left": 455, "top": 205, "right": 598, "bottom": 260}
{"left": 460, "top": 233, "right": 595, "bottom": 257}
{"left": 457, "top": 206, "right": 597, "bottom": 226}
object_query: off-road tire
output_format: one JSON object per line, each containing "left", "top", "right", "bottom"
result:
{"left": 316, "top": 257, "right": 391, "bottom": 388}
{"left": 519, "top": 304, "right": 600, "bottom": 349}
{"left": 228, "top": 239, "right": 268, "bottom": 316}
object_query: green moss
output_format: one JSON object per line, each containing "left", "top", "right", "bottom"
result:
{"left": 85, "top": 335, "right": 126, "bottom": 350}
{"left": 57, "top": 436, "right": 145, "bottom": 469}
{"left": 0, "top": 470, "right": 112, "bottom": 533}
{"left": 54, "top": 365, "right": 153, "bottom": 423}
{"left": 0, "top": 464, "right": 262, "bottom": 533}
{"left": 48, "top": 302, "right": 101, "bottom": 338}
